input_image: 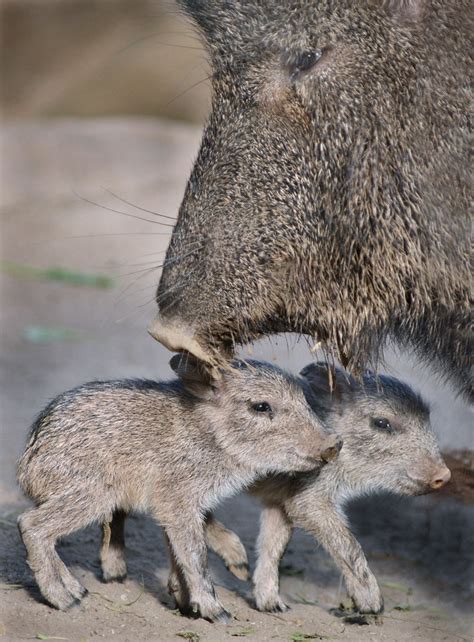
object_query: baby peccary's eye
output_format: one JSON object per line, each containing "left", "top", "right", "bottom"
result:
{"left": 251, "top": 402, "right": 273, "bottom": 414}
{"left": 371, "top": 417, "right": 394, "bottom": 433}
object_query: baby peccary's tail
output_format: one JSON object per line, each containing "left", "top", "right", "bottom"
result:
{"left": 204, "top": 515, "right": 249, "bottom": 581}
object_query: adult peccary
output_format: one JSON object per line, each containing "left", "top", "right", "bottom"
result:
{"left": 17, "top": 356, "right": 341, "bottom": 622}
{"left": 159, "top": 363, "right": 449, "bottom": 615}
{"left": 149, "top": 1, "right": 472, "bottom": 398}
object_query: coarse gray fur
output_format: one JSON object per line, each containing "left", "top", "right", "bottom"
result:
{"left": 16, "top": 357, "right": 340, "bottom": 622}
{"left": 147, "top": 363, "right": 448, "bottom": 614}
{"left": 151, "top": 0, "right": 472, "bottom": 399}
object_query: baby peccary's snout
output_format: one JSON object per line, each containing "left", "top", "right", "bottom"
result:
{"left": 321, "top": 435, "right": 343, "bottom": 463}
{"left": 16, "top": 355, "right": 329, "bottom": 620}
{"left": 409, "top": 464, "right": 451, "bottom": 493}
{"left": 430, "top": 467, "right": 451, "bottom": 490}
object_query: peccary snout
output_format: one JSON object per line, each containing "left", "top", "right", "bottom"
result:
{"left": 430, "top": 467, "right": 451, "bottom": 490}
{"left": 148, "top": 315, "right": 219, "bottom": 366}
{"left": 408, "top": 463, "right": 451, "bottom": 493}
{"left": 299, "top": 434, "right": 343, "bottom": 467}
{"left": 321, "top": 435, "right": 343, "bottom": 463}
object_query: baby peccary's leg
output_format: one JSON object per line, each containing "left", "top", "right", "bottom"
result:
{"left": 162, "top": 512, "right": 231, "bottom": 623}
{"left": 297, "top": 504, "right": 383, "bottom": 614}
{"left": 253, "top": 504, "right": 292, "bottom": 612}
{"left": 205, "top": 514, "right": 249, "bottom": 581}
{"left": 101, "top": 510, "right": 127, "bottom": 582}
{"left": 164, "top": 531, "right": 191, "bottom": 611}
{"left": 18, "top": 498, "right": 100, "bottom": 610}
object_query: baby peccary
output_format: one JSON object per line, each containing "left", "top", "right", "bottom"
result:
{"left": 17, "top": 356, "right": 341, "bottom": 622}
{"left": 186, "top": 364, "right": 451, "bottom": 615}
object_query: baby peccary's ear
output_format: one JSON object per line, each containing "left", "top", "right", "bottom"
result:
{"left": 300, "top": 362, "right": 356, "bottom": 407}
{"left": 170, "top": 352, "right": 218, "bottom": 401}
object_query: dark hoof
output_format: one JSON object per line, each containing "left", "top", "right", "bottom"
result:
{"left": 102, "top": 573, "right": 127, "bottom": 584}
{"left": 269, "top": 603, "right": 289, "bottom": 613}
{"left": 330, "top": 606, "right": 378, "bottom": 625}
{"left": 257, "top": 599, "right": 289, "bottom": 613}
{"left": 186, "top": 603, "right": 232, "bottom": 624}
{"left": 213, "top": 608, "right": 232, "bottom": 624}
{"left": 64, "top": 597, "right": 83, "bottom": 611}
{"left": 178, "top": 603, "right": 195, "bottom": 618}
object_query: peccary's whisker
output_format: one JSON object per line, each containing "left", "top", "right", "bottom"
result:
{"left": 165, "top": 74, "right": 213, "bottom": 108}
{"left": 102, "top": 188, "right": 177, "bottom": 221}
{"left": 72, "top": 191, "right": 176, "bottom": 227}
{"left": 137, "top": 244, "right": 199, "bottom": 260}
{"left": 114, "top": 246, "right": 201, "bottom": 279}
{"left": 117, "top": 33, "right": 203, "bottom": 56}
{"left": 30, "top": 233, "right": 175, "bottom": 245}
{"left": 112, "top": 260, "right": 168, "bottom": 269}
{"left": 134, "top": 241, "right": 203, "bottom": 261}
{"left": 155, "top": 281, "right": 189, "bottom": 306}
{"left": 114, "top": 265, "right": 165, "bottom": 279}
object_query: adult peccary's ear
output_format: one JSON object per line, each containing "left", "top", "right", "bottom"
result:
{"left": 176, "top": 0, "right": 229, "bottom": 45}
{"left": 300, "top": 362, "right": 356, "bottom": 407}
{"left": 170, "top": 352, "right": 218, "bottom": 400}
{"left": 377, "top": 0, "right": 425, "bottom": 23}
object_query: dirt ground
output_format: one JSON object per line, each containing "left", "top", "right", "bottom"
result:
{"left": 1, "top": 119, "right": 473, "bottom": 642}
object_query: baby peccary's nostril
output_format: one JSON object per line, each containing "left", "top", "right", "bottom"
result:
{"left": 321, "top": 436, "right": 343, "bottom": 463}
{"left": 430, "top": 467, "right": 451, "bottom": 490}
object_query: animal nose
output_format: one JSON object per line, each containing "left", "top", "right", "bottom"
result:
{"left": 430, "top": 467, "right": 451, "bottom": 490}
{"left": 148, "top": 314, "right": 216, "bottom": 365}
{"left": 321, "top": 435, "right": 343, "bottom": 463}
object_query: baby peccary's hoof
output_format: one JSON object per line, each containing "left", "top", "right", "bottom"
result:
{"left": 330, "top": 597, "right": 383, "bottom": 625}
{"left": 101, "top": 552, "right": 127, "bottom": 583}
{"left": 102, "top": 568, "right": 127, "bottom": 583}
{"left": 34, "top": 565, "right": 87, "bottom": 611}
{"left": 213, "top": 608, "right": 232, "bottom": 624}
{"left": 44, "top": 584, "right": 83, "bottom": 611}
{"left": 227, "top": 562, "right": 249, "bottom": 582}
{"left": 188, "top": 601, "right": 232, "bottom": 624}
{"left": 257, "top": 596, "right": 289, "bottom": 613}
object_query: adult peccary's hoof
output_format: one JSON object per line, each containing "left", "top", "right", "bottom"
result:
{"left": 188, "top": 601, "right": 232, "bottom": 624}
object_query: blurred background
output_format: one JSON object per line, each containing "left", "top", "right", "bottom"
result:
{"left": 1, "top": 0, "right": 212, "bottom": 502}
{"left": 2, "top": 0, "right": 210, "bottom": 121}
{"left": 0, "top": 3, "right": 472, "bottom": 640}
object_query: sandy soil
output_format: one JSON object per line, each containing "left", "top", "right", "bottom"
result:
{"left": 1, "top": 119, "right": 473, "bottom": 642}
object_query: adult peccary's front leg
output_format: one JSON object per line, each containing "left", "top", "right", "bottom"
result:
{"left": 294, "top": 502, "right": 383, "bottom": 614}
{"left": 253, "top": 504, "right": 292, "bottom": 613}
{"left": 162, "top": 511, "right": 231, "bottom": 623}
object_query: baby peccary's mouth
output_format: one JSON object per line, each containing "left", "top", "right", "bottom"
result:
{"left": 288, "top": 449, "right": 323, "bottom": 472}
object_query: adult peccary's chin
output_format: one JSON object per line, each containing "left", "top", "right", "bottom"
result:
{"left": 153, "top": 0, "right": 472, "bottom": 399}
